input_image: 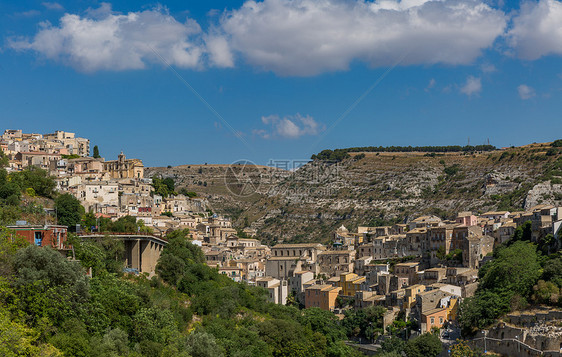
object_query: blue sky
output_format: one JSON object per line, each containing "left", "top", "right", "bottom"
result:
{"left": 2, "top": 0, "right": 562, "bottom": 166}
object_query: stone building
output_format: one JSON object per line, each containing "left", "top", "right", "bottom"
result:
{"left": 104, "top": 152, "right": 144, "bottom": 179}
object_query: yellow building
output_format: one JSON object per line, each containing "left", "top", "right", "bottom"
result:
{"left": 403, "top": 284, "right": 426, "bottom": 309}
{"left": 104, "top": 152, "right": 144, "bottom": 179}
{"left": 446, "top": 297, "right": 459, "bottom": 321}
{"left": 336, "top": 272, "right": 365, "bottom": 297}
{"left": 305, "top": 284, "right": 342, "bottom": 311}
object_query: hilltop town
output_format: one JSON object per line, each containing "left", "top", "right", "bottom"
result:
{"left": 3, "top": 128, "right": 562, "bottom": 356}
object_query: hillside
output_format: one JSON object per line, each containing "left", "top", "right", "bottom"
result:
{"left": 146, "top": 142, "right": 562, "bottom": 244}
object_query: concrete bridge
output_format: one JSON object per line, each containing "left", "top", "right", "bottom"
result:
{"left": 79, "top": 233, "right": 167, "bottom": 276}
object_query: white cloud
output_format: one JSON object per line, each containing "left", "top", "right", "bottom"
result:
{"left": 517, "top": 84, "right": 535, "bottom": 99}
{"left": 42, "top": 2, "right": 64, "bottom": 11}
{"left": 481, "top": 63, "right": 497, "bottom": 73}
{"left": 460, "top": 75, "right": 481, "bottom": 96}
{"left": 8, "top": 4, "right": 205, "bottom": 72}
{"left": 9, "top": 0, "right": 515, "bottom": 76}
{"left": 16, "top": 10, "right": 41, "bottom": 17}
{"left": 205, "top": 35, "right": 234, "bottom": 67}
{"left": 508, "top": 0, "right": 562, "bottom": 60}
{"left": 217, "top": 0, "right": 507, "bottom": 76}
{"left": 425, "top": 78, "right": 436, "bottom": 92}
{"left": 254, "top": 113, "right": 324, "bottom": 139}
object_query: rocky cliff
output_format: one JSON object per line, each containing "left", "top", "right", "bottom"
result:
{"left": 145, "top": 142, "right": 562, "bottom": 244}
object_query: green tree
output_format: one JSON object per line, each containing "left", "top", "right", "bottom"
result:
{"left": 68, "top": 235, "right": 125, "bottom": 276}
{"left": 449, "top": 340, "right": 482, "bottom": 357}
{"left": 538, "top": 233, "right": 558, "bottom": 255}
{"left": 55, "top": 194, "right": 85, "bottom": 229}
{"left": 0, "top": 149, "right": 8, "bottom": 168}
{"left": 93, "top": 145, "right": 101, "bottom": 159}
{"left": 48, "top": 319, "right": 91, "bottom": 357}
{"left": 458, "top": 291, "right": 511, "bottom": 335}
{"left": 404, "top": 333, "right": 442, "bottom": 357}
{"left": 478, "top": 241, "right": 541, "bottom": 297}
{"left": 298, "top": 307, "right": 346, "bottom": 345}
{"left": 106, "top": 216, "right": 138, "bottom": 233}
{"left": 258, "top": 319, "right": 325, "bottom": 357}
{"left": 162, "top": 177, "right": 175, "bottom": 193}
{"left": 152, "top": 176, "right": 176, "bottom": 197}
{"left": 10, "top": 167, "right": 56, "bottom": 198}
{"left": 459, "top": 241, "right": 541, "bottom": 334}
{"left": 542, "top": 255, "right": 562, "bottom": 287}
{"left": 179, "top": 188, "right": 197, "bottom": 197}
{"left": 0, "top": 305, "right": 62, "bottom": 357}
{"left": 0, "top": 169, "right": 21, "bottom": 206}
{"left": 0, "top": 227, "right": 28, "bottom": 278}
{"left": 342, "top": 305, "right": 386, "bottom": 340}
{"left": 84, "top": 274, "right": 144, "bottom": 335}
{"left": 510, "top": 221, "right": 532, "bottom": 243}
{"left": 133, "top": 307, "right": 177, "bottom": 344}
{"left": 0, "top": 206, "right": 22, "bottom": 226}
{"left": 183, "top": 331, "right": 224, "bottom": 357}
{"left": 381, "top": 336, "right": 406, "bottom": 353}
{"left": 531, "top": 280, "right": 560, "bottom": 304}
{"left": 12, "top": 246, "right": 89, "bottom": 327}
{"left": 98, "top": 328, "right": 129, "bottom": 356}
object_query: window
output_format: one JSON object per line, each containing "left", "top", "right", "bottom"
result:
{"left": 430, "top": 317, "right": 435, "bottom": 324}
{"left": 439, "top": 317, "right": 444, "bottom": 324}
{"left": 34, "top": 232, "right": 43, "bottom": 246}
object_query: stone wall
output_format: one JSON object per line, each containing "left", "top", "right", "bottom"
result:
{"left": 507, "top": 310, "right": 562, "bottom": 327}
{"left": 468, "top": 337, "right": 560, "bottom": 357}
{"left": 467, "top": 322, "right": 562, "bottom": 356}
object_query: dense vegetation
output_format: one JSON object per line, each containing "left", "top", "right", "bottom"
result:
{"left": 459, "top": 221, "right": 562, "bottom": 335}
{"left": 0, "top": 225, "right": 449, "bottom": 356}
{"left": 311, "top": 145, "right": 496, "bottom": 162}
{"left": 0, "top": 228, "right": 366, "bottom": 356}
{"left": 376, "top": 333, "right": 442, "bottom": 357}
{"left": 0, "top": 156, "right": 57, "bottom": 226}
{"left": 81, "top": 214, "right": 153, "bottom": 234}
{"left": 152, "top": 177, "right": 176, "bottom": 198}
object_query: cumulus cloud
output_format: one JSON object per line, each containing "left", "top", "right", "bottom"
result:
{"left": 508, "top": 0, "right": 562, "bottom": 60}
{"left": 42, "top": 2, "right": 64, "bottom": 11}
{"left": 205, "top": 35, "right": 235, "bottom": 67}
{"left": 9, "top": 0, "right": 514, "bottom": 76}
{"left": 217, "top": 0, "right": 507, "bottom": 76}
{"left": 8, "top": 4, "right": 205, "bottom": 72}
{"left": 460, "top": 76, "right": 481, "bottom": 96}
{"left": 518, "top": 84, "right": 535, "bottom": 99}
{"left": 253, "top": 114, "right": 324, "bottom": 139}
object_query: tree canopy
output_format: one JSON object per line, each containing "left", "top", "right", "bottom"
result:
{"left": 312, "top": 145, "right": 496, "bottom": 161}
{"left": 152, "top": 177, "right": 176, "bottom": 197}
{"left": 55, "top": 193, "right": 85, "bottom": 228}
